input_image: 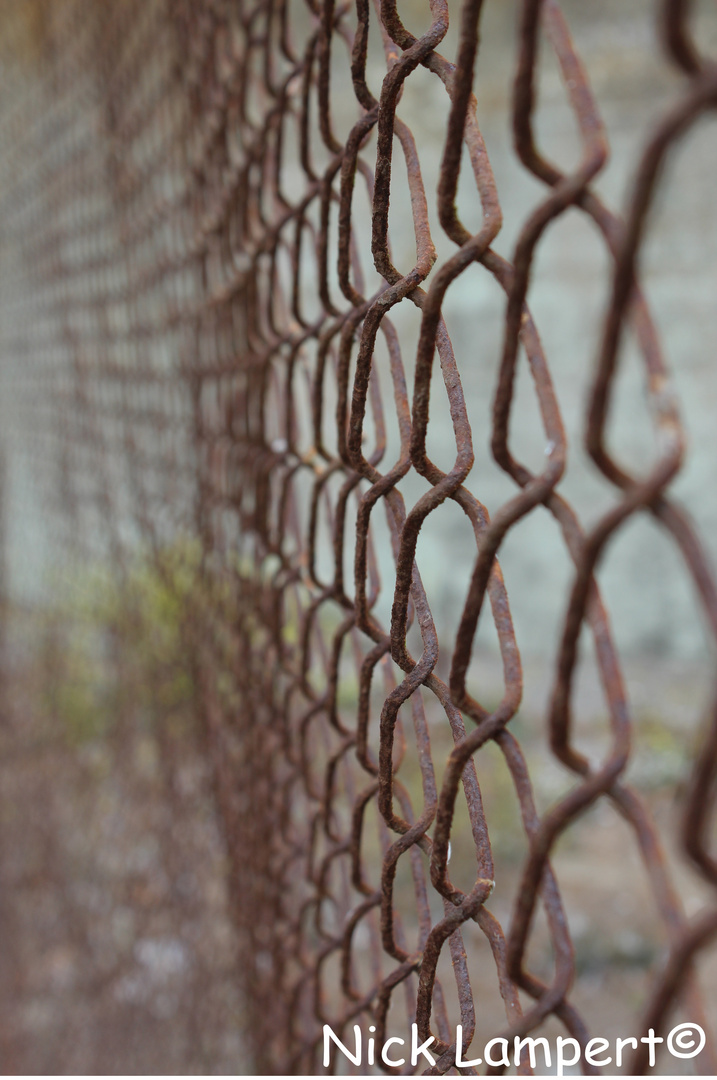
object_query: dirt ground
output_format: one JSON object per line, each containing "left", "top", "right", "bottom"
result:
{"left": 0, "top": 608, "right": 248, "bottom": 1075}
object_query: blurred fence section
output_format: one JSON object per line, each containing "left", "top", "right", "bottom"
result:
{"left": 2, "top": 0, "right": 717, "bottom": 1074}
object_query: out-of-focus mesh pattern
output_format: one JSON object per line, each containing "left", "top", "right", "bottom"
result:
{"left": 2, "top": 0, "right": 717, "bottom": 1074}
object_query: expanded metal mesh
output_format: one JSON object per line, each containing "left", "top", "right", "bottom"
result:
{"left": 2, "top": 0, "right": 717, "bottom": 1074}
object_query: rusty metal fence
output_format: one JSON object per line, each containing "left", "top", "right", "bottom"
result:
{"left": 1, "top": 0, "right": 717, "bottom": 1074}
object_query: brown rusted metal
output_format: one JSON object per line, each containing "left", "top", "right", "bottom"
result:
{"left": 1, "top": 0, "right": 717, "bottom": 1074}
